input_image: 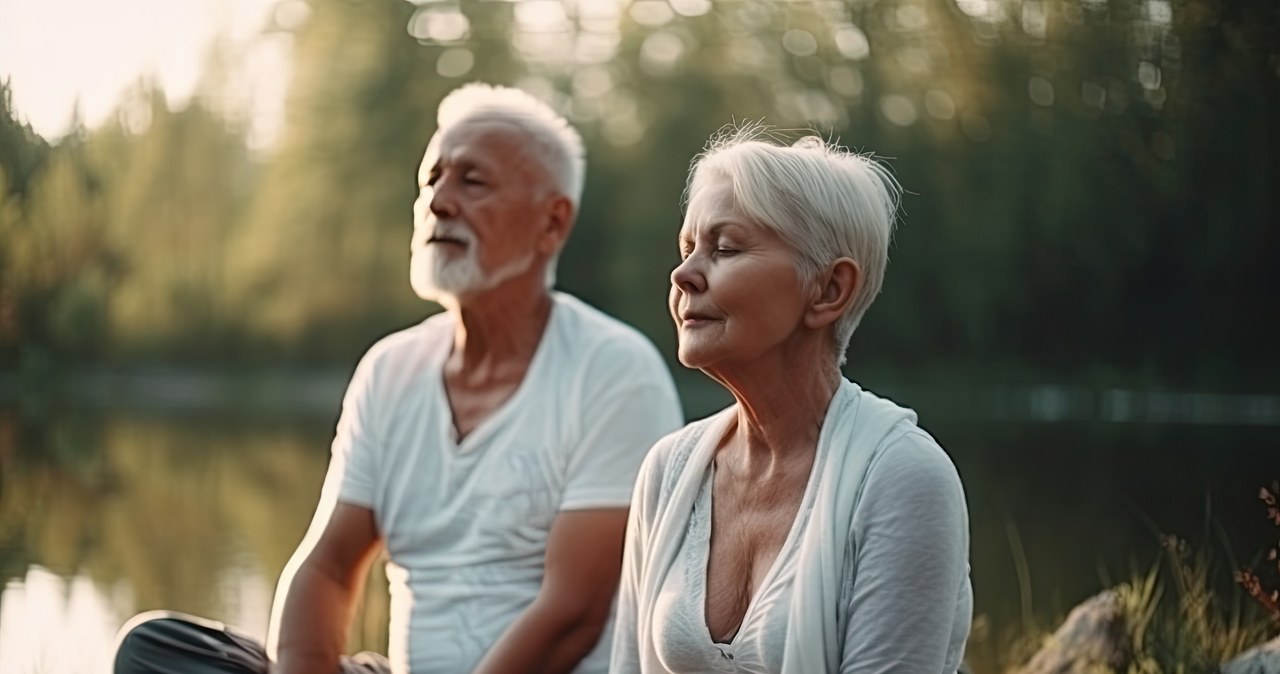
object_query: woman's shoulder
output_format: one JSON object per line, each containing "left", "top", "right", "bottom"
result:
{"left": 639, "top": 411, "right": 722, "bottom": 473}
{"left": 845, "top": 382, "right": 959, "bottom": 490}
{"left": 635, "top": 408, "right": 733, "bottom": 503}
{"left": 858, "top": 423, "right": 967, "bottom": 521}
{"left": 875, "top": 424, "right": 958, "bottom": 480}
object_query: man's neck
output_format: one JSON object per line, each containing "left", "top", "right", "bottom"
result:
{"left": 449, "top": 285, "right": 554, "bottom": 373}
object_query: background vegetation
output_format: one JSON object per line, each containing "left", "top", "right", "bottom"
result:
{"left": 2, "top": 0, "right": 1276, "bottom": 391}
{"left": 2, "top": 2, "right": 1278, "bottom": 670}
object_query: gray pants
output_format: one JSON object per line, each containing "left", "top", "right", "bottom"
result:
{"left": 114, "top": 611, "right": 391, "bottom": 674}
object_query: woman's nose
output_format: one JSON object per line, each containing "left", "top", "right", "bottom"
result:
{"left": 670, "top": 255, "right": 706, "bottom": 294}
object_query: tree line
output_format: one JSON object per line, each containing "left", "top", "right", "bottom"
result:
{"left": 1, "top": 0, "right": 1276, "bottom": 390}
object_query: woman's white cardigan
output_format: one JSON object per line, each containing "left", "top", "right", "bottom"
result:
{"left": 610, "top": 379, "right": 972, "bottom": 673}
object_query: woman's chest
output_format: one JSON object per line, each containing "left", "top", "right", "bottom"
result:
{"left": 650, "top": 474, "right": 802, "bottom": 673}
{"left": 704, "top": 472, "right": 809, "bottom": 639}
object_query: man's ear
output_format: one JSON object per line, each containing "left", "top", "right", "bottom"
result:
{"left": 804, "top": 257, "right": 860, "bottom": 331}
{"left": 537, "top": 195, "right": 575, "bottom": 255}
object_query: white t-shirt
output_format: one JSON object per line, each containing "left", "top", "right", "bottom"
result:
{"left": 326, "top": 293, "right": 683, "bottom": 674}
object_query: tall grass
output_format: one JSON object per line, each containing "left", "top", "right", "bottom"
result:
{"left": 1117, "top": 536, "right": 1274, "bottom": 673}
{"left": 986, "top": 484, "right": 1280, "bottom": 674}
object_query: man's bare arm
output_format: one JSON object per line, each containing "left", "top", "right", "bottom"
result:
{"left": 470, "top": 509, "right": 629, "bottom": 674}
{"left": 268, "top": 502, "right": 383, "bottom": 674}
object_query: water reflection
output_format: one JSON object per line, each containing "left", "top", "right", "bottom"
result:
{"left": 1, "top": 566, "right": 122, "bottom": 674}
{"left": 0, "top": 410, "right": 387, "bottom": 674}
{"left": 0, "top": 406, "right": 1276, "bottom": 674}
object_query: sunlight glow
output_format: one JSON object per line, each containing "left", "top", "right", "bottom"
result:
{"left": 828, "top": 66, "right": 865, "bottom": 98}
{"left": 834, "top": 25, "right": 872, "bottom": 60}
{"left": 409, "top": 8, "right": 472, "bottom": 42}
{"left": 782, "top": 29, "right": 819, "bottom": 57}
{"left": 0, "top": 567, "right": 123, "bottom": 674}
{"left": 437, "top": 48, "right": 477, "bottom": 78}
{"left": 1147, "top": 0, "right": 1173, "bottom": 24}
{"left": 515, "top": 1, "right": 571, "bottom": 33}
{"left": 639, "top": 32, "right": 685, "bottom": 76}
{"left": 924, "top": 89, "right": 957, "bottom": 120}
{"left": 669, "top": 0, "right": 713, "bottom": 17}
{"left": 0, "top": 0, "right": 284, "bottom": 144}
{"left": 629, "top": 0, "right": 676, "bottom": 27}
{"left": 880, "top": 94, "right": 919, "bottom": 126}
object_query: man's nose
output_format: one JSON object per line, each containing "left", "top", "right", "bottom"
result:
{"left": 428, "top": 183, "right": 458, "bottom": 219}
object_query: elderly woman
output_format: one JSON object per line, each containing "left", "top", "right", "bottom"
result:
{"left": 610, "top": 128, "right": 972, "bottom": 673}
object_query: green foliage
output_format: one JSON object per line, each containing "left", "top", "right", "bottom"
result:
{"left": 1, "top": 0, "right": 1276, "bottom": 386}
{"left": 0, "top": 80, "right": 50, "bottom": 197}
{"left": 226, "top": 0, "right": 437, "bottom": 357}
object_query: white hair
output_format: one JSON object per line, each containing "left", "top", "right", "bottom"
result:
{"left": 685, "top": 125, "right": 902, "bottom": 366}
{"left": 436, "top": 83, "right": 586, "bottom": 208}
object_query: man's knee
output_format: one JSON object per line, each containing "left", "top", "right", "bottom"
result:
{"left": 114, "top": 611, "right": 186, "bottom": 674}
{"left": 113, "top": 611, "right": 264, "bottom": 674}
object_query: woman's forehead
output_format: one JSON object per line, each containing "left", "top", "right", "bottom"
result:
{"left": 684, "top": 177, "right": 744, "bottom": 227}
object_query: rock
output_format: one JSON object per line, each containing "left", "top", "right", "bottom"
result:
{"left": 1015, "top": 590, "right": 1131, "bottom": 674}
{"left": 1222, "top": 635, "right": 1280, "bottom": 674}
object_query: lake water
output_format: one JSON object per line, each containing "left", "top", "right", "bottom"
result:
{"left": 2, "top": 382, "right": 1278, "bottom": 674}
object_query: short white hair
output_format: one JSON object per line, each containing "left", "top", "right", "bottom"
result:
{"left": 436, "top": 83, "right": 585, "bottom": 207}
{"left": 686, "top": 125, "right": 902, "bottom": 366}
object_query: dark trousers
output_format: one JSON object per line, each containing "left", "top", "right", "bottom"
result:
{"left": 114, "top": 611, "right": 391, "bottom": 674}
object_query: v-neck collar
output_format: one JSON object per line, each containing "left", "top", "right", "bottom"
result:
{"left": 434, "top": 298, "right": 559, "bottom": 452}
{"left": 696, "top": 415, "right": 828, "bottom": 648}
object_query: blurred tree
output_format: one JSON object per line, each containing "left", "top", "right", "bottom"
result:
{"left": 3, "top": 82, "right": 255, "bottom": 363}
{"left": 94, "top": 85, "right": 253, "bottom": 360}
{"left": 0, "top": 83, "right": 51, "bottom": 360}
{"left": 230, "top": 0, "right": 477, "bottom": 361}
{"left": 0, "top": 80, "right": 50, "bottom": 198}
{"left": 0, "top": 0, "right": 1275, "bottom": 389}
{"left": 8, "top": 124, "right": 113, "bottom": 360}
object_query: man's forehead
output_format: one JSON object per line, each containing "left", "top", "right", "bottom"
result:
{"left": 433, "top": 119, "right": 532, "bottom": 159}
{"left": 419, "top": 118, "right": 542, "bottom": 180}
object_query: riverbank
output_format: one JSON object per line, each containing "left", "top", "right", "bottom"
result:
{"left": 4, "top": 366, "right": 1279, "bottom": 427}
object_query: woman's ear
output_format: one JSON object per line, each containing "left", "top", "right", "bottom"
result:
{"left": 804, "top": 258, "right": 860, "bottom": 330}
{"left": 536, "top": 195, "right": 575, "bottom": 255}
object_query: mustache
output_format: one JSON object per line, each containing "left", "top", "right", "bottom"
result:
{"left": 414, "top": 219, "right": 475, "bottom": 248}
{"left": 431, "top": 220, "right": 475, "bottom": 242}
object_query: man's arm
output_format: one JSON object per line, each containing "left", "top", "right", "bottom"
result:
{"left": 267, "top": 502, "right": 384, "bottom": 674}
{"left": 470, "top": 508, "right": 629, "bottom": 674}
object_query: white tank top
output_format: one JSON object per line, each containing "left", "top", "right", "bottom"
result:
{"left": 649, "top": 465, "right": 813, "bottom": 673}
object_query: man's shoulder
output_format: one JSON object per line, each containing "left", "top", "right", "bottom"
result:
{"left": 364, "top": 312, "right": 450, "bottom": 358}
{"left": 351, "top": 312, "right": 451, "bottom": 382}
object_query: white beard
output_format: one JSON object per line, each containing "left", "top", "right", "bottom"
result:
{"left": 410, "top": 231, "right": 535, "bottom": 303}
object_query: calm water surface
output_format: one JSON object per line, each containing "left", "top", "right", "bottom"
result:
{"left": 2, "top": 392, "right": 1278, "bottom": 674}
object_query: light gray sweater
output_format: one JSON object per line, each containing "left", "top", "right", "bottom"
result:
{"left": 610, "top": 380, "right": 972, "bottom": 673}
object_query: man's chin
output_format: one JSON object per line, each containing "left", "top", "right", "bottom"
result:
{"left": 412, "top": 276, "right": 491, "bottom": 304}
{"left": 410, "top": 280, "right": 449, "bottom": 303}
{"left": 411, "top": 256, "right": 477, "bottom": 302}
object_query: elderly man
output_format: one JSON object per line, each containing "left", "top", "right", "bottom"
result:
{"left": 113, "top": 83, "right": 683, "bottom": 674}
